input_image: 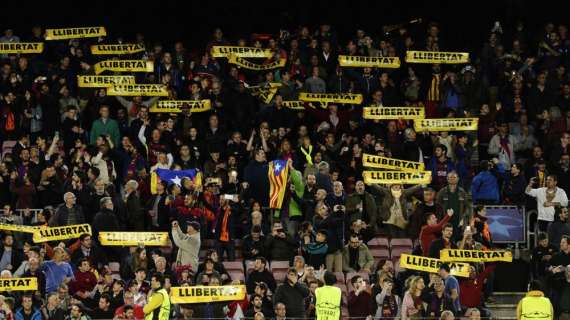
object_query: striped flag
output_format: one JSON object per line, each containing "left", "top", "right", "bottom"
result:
{"left": 268, "top": 160, "right": 290, "bottom": 209}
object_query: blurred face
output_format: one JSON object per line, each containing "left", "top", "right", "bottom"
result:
{"left": 355, "top": 181, "right": 365, "bottom": 194}
{"left": 511, "top": 164, "right": 520, "bottom": 175}
{"left": 307, "top": 175, "right": 316, "bottom": 186}
{"left": 427, "top": 214, "right": 438, "bottom": 226}
{"left": 333, "top": 182, "right": 343, "bottom": 194}
{"left": 99, "top": 106, "right": 109, "bottom": 118}
{"left": 447, "top": 173, "right": 459, "bottom": 186}
{"left": 275, "top": 304, "right": 286, "bottom": 317}
{"left": 99, "top": 298, "right": 109, "bottom": 310}
{"left": 151, "top": 277, "right": 161, "bottom": 289}
{"left": 546, "top": 176, "right": 557, "bottom": 188}
{"left": 350, "top": 237, "right": 360, "bottom": 249}
{"left": 423, "top": 190, "right": 435, "bottom": 202}
{"left": 443, "top": 226, "right": 453, "bottom": 240}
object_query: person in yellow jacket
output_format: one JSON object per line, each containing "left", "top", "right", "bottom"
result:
{"left": 315, "top": 271, "right": 342, "bottom": 320}
{"left": 143, "top": 273, "right": 171, "bottom": 320}
{"left": 516, "top": 280, "right": 553, "bottom": 320}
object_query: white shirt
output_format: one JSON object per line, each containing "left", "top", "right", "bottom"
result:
{"left": 526, "top": 187, "right": 569, "bottom": 221}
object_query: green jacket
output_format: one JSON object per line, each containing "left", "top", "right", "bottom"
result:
{"left": 275, "top": 169, "right": 304, "bottom": 218}
{"left": 90, "top": 118, "right": 120, "bottom": 146}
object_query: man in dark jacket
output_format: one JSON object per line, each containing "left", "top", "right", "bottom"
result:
{"left": 0, "top": 234, "right": 24, "bottom": 272}
{"left": 428, "top": 223, "right": 457, "bottom": 258}
{"left": 91, "top": 197, "right": 120, "bottom": 241}
{"left": 502, "top": 163, "right": 527, "bottom": 205}
{"left": 246, "top": 257, "right": 276, "bottom": 294}
{"left": 70, "top": 234, "right": 108, "bottom": 269}
{"left": 265, "top": 222, "right": 298, "bottom": 262}
{"left": 273, "top": 268, "right": 310, "bottom": 319}
{"left": 548, "top": 207, "right": 570, "bottom": 250}
{"left": 124, "top": 180, "right": 144, "bottom": 230}
{"left": 243, "top": 149, "right": 269, "bottom": 206}
{"left": 242, "top": 225, "right": 266, "bottom": 261}
{"left": 49, "top": 192, "right": 85, "bottom": 226}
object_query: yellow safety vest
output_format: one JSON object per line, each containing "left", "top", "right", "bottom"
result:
{"left": 315, "top": 285, "right": 342, "bottom": 320}
{"left": 145, "top": 288, "right": 171, "bottom": 320}
{"left": 520, "top": 296, "right": 552, "bottom": 320}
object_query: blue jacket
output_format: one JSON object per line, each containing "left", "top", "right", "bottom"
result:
{"left": 471, "top": 165, "right": 505, "bottom": 203}
{"left": 15, "top": 308, "right": 42, "bottom": 320}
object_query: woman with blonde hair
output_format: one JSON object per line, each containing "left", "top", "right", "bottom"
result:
{"left": 401, "top": 275, "right": 426, "bottom": 319}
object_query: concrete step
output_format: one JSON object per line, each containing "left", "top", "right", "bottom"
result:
{"left": 486, "top": 303, "right": 517, "bottom": 319}
{"left": 490, "top": 292, "right": 525, "bottom": 304}
{"left": 486, "top": 292, "right": 524, "bottom": 319}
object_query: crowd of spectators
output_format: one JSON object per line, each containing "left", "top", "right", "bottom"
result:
{"left": 0, "top": 17, "right": 569, "bottom": 319}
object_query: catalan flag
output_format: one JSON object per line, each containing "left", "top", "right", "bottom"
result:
{"left": 268, "top": 160, "right": 290, "bottom": 209}
{"left": 150, "top": 168, "right": 202, "bottom": 194}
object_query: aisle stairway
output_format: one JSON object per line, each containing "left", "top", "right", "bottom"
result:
{"left": 487, "top": 292, "right": 525, "bottom": 320}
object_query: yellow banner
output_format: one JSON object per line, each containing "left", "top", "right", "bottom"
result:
{"left": 362, "top": 154, "right": 425, "bottom": 172}
{"left": 33, "top": 224, "right": 91, "bottom": 243}
{"left": 170, "top": 285, "right": 247, "bottom": 304}
{"left": 363, "top": 170, "right": 431, "bottom": 185}
{"left": 338, "top": 55, "right": 400, "bottom": 68}
{"left": 77, "top": 75, "right": 135, "bottom": 88}
{"left": 0, "top": 223, "right": 38, "bottom": 233}
{"left": 299, "top": 92, "right": 363, "bottom": 105}
{"left": 0, "top": 277, "right": 38, "bottom": 292}
{"left": 249, "top": 83, "right": 282, "bottom": 103}
{"left": 363, "top": 106, "right": 425, "bottom": 120}
{"left": 414, "top": 118, "right": 478, "bottom": 132}
{"left": 228, "top": 55, "right": 286, "bottom": 71}
{"left": 98, "top": 232, "right": 169, "bottom": 246}
{"left": 106, "top": 84, "right": 168, "bottom": 97}
{"left": 282, "top": 101, "right": 305, "bottom": 110}
{"left": 211, "top": 46, "right": 273, "bottom": 58}
{"left": 94, "top": 60, "right": 153, "bottom": 75}
{"left": 440, "top": 249, "right": 513, "bottom": 262}
{"left": 0, "top": 42, "right": 44, "bottom": 54}
{"left": 406, "top": 51, "right": 470, "bottom": 64}
{"left": 400, "top": 254, "right": 470, "bottom": 277}
{"left": 45, "top": 27, "right": 106, "bottom": 40}
{"left": 150, "top": 100, "right": 212, "bottom": 113}
{"left": 91, "top": 43, "right": 145, "bottom": 55}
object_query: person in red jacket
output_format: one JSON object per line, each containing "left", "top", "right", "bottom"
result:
{"left": 459, "top": 263, "right": 496, "bottom": 310}
{"left": 420, "top": 209, "right": 454, "bottom": 256}
{"left": 69, "top": 258, "right": 98, "bottom": 302}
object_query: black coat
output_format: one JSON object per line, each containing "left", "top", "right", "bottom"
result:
{"left": 91, "top": 208, "right": 120, "bottom": 240}
{"left": 246, "top": 269, "right": 277, "bottom": 294}
{"left": 273, "top": 281, "right": 310, "bottom": 319}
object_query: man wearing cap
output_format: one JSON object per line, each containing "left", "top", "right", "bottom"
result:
{"left": 171, "top": 220, "right": 201, "bottom": 272}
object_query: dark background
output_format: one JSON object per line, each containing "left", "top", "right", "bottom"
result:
{"left": 0, "top": 0, "right": 565, "bottom": 54}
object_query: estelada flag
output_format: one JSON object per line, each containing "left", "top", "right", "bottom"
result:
{"left": 151, "top": 168, "right": 202, "bottom": 194}
{"left": 268, "top": 160, "right": 289, "bottom": 209}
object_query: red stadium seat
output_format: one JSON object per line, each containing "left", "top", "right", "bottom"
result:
{"left": 245, "top": 260, "right": 256, "bottom": 274}
{"left": 390, "top": 238, "right": 413, "bottom": 249}
{"left": 270, "top": 260, "right": 290, "bottom": 272}
{"left": 370, "top": 248, "right": 390, "bottom": 260}
{"left": 390, "top": 246, "right": 412, "bottom": 260}
{"left": 367, "top": 237, "right": 390, "bottom": 250}
{"left": 223, "top": 261, "right": 244, "bottom": 273}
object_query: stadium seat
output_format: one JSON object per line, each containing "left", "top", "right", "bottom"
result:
{"left": 390, "top": 238, "right": 413, "bottom": 249}
{"left": 370, "top": 248, "right": 390, "bottom": 260}
{"left": 223, "top": 261, "right": 244, "bottom": 273}
{"left": 390, "top": 246, "right": 412, "bottom": 260}
{"left": 229, "top": 271, "right": 245, "bottom": 282}
{"left": 1, "top": 140, "right": 16, "bottom": 160}
{"left": 333, "top": 272, "right": 345, "bottom": 284}
{"left": 245, "top": 260, "right": 256, "bottom": 274}
{"left": 270, "top": 260, "right": 290, "bottom": 272}
{"left": 367, "top": 237, "right": 390, "bottom": 250}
